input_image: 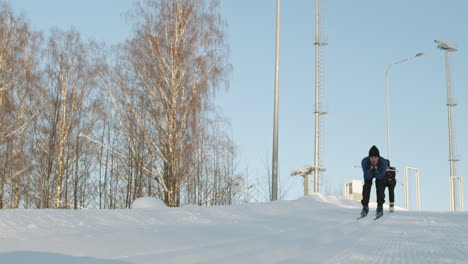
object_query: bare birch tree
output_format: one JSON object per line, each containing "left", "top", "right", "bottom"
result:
{"left": 183, "top": 113, "right": 243, "bottom": 206}
{"left": 32, "top": 28, "right": 99, "bottom": 208}
{"left": 0, "top": 1, "right": 243, "bottom": 209}
{"left": 99, "top": 0, "right": 231, "bottom": 207}
{"left": 0, "top": 3, "right": 40, "bottom": 208}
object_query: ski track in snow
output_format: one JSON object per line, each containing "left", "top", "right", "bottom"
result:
{"left": 1, "top": 194, "right": 467, "bottom": 264}
{"left": 326, "top": 212, "right": 468, "bottom": 264}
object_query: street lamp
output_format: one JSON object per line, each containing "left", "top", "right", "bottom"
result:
{"left": 271, "top": 0, "right": 280, "bottom": 201}
{"left": 385, "top": 52, "right": 427, "bottom": 161}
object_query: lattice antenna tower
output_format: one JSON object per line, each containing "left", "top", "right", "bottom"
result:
{"left": 435, "top": 40, "right": 463, "bottom": 212}
{"left": 312, "top": 0, "right": 328, "bottom": 193}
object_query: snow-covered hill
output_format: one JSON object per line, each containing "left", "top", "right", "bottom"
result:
{"left": 1, "top": 194, "right": 467, "bottom": 264}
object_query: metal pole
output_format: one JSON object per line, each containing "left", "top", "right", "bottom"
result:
{"left": 458, "top": 178, "right": 465, "bottom": 212}
{"left": 435, "top": 40, "right": 458, "bottom": 212}
{"left": 313, "top": 0, "right": 321, "bottom": 194}
{"left": 450, "top": 176, "right": 454, "bottom": 211}
{"left": 405, "top": 168, "right": 409, "bottom": 209}
{"left": 416, "top": 169, "right": 420, "bottom": 211}
{"left": 451, "top": 177, "right": 464, "bottom": 212}
{"left": 271, "top": 0, "right": 280, "bottom": 201}
{"left": 405, "top": 167, "right": 420, "bottom": 211}
{"left": 445, "top": 50, "right": 456, "bottom": 212}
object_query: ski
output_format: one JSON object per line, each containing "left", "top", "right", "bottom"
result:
{"left": 357, "top": 214, "right": 368, "bottom": 220}
{"left": 374, "top": 215, "right": 383, "bottom": 220}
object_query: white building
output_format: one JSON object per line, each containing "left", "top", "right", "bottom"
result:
{"left": 344, "top": 180, "right": 362, "bottom": 201}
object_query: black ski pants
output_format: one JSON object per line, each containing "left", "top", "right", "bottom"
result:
{"left": 385, "top": 181, "right": 396, "bottom": 204}
{"left": 361, "top": 178, "right": 385, "bottom": 208}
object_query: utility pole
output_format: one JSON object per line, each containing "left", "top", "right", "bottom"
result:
{"left": 291, "top": 166, "right": 326, "bottom": 195}
{"left": 271, "top": 0, "right": 280, "bottom": 201}
{"left": 435, "top": 40, "right": 463, "bottom": 212}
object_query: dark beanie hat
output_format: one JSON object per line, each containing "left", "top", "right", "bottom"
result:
{"left": 369, "top": 145, "right": 380, "bottom": 157}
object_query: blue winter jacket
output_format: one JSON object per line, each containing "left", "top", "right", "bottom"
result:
{"left": 361, "top": 156, "right": 388, "bottom": 180}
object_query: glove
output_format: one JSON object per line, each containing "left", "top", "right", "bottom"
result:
{"left": 370, "top": 165, "right": 380, "bottom": 175}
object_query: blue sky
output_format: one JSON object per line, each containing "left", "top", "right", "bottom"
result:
{"left": 9, "top": 0, "right": 467, "bottom": 211}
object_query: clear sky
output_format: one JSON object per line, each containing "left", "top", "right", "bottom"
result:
{"left": 8, "top": 0, "right": 467, "bottom": 211}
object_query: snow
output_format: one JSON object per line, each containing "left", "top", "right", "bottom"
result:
{"left": 1, "top": 194, "right": 467, "bottom": 264}
{"left": 130, "top": 197, "right": 166, "bottom": 209}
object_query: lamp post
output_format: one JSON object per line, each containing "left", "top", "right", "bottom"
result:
{"left": 271, "top": 0, "right": 280, "bottom": 201}
{"left": 385, "top": 52, "right": 427, "bottom": 161}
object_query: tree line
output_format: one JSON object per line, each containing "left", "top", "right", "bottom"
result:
{"left": 0, "top": 0, "right": 245, "bottom": 209}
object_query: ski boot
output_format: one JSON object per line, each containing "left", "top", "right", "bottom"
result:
{"left": 376, "top": 207, "right": 384, "bottom": 218}
{"left": 360, "top": 206, "right": 369, "bottom": 217}
{"left": 389, "top": 203, "right": 394, "bottom": 213}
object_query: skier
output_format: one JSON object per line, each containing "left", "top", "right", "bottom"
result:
{"left": 360, "top": 145, "right": 388, "bottom": 218}
{"left": 384, "top": 160, "right": 397, "bottom": 212}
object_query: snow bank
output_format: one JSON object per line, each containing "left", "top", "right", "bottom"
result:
{"left": 130, "top": 197, "right": 166, "bottom": 209}
{"left": 297, "top": 193, "right": 361, "bottom": 209}
{"left": 0, "top": 194, "right": 466, "bottom": 263}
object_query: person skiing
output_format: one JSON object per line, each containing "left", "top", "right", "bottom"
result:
{"left": 384, "top": 160, "right": 397, "bottom": 212}
{"left": 360, "top": 145, "right": 388, "bottom": 218}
